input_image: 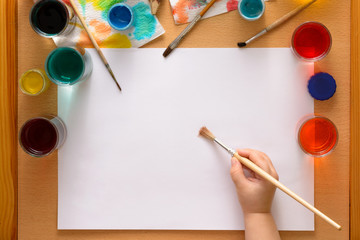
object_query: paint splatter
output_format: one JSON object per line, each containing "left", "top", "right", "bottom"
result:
{"left": 85, "top": 0, "right": 125, "bottom": 20}
{"left": 89, "top": 19, "right": 112, "bottom": 37}
{"left": 226, "top": 0, "right": 238, "bottom": 11}
{"left": 170, "top": 0, "right": 239, "bottom": 24}
{"left": 101, "top": 33, "right": 132, "bottom": 48}
{"left": 132, "top": 2, "right": 156, "bottom": 40}
{"left": 62, "top": 0, "right": 86, "bottom": 14}
{"left": 190, "top": 0, "right": 207, "bottom": 9}
{"left": 77, "top": 30, "right": 101, "bottom": 48}
{"left": 86, "top": 0, "right": 119, "bottom": 10}
{"left": 77, "top": 20, "right": 108, "bottom": 48}
{"left": 52, "top": 0, "right": 165, "bottom": 48}
{"left": 79, "top": 0, "right": 87, "bottom": 14}
{"left": 173, "top": 0, "right": 190, "bottom": 23}
{"left": 173, "top": 0, "right": 207, "bottom": 24}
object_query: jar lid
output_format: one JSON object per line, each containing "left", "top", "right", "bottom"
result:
{"left": 307, "top": 72, "right": 336, "bottom": 100}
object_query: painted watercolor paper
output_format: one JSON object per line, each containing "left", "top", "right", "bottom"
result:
{"left": 170, "top": 0, "right": 267, "bottom": 24}
{"left": 52, "top": 0, "right": 165, "bottom": 48}
{"left": 58, "top": 48, "right": 314, "bottom": 230}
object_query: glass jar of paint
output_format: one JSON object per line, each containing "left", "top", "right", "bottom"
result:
{"left": 291, "top": 22, "right": 332, "bottom": 62}
{"left": 30, "top": 0, "right": 77, "bottom": 38}
{"left": 19, "top": 116, "right": 67, "bottom": 157}
{"left": 238, "top": 0, "right": 265, "bottom": 21}
{"left": 297, "top": 115, "right": 338, "bottom": 157}
{"left": 45, "top": 46, "right": 93, "bottom": 86}
{"left": 107, "top": 3, "right": 134, "bottom": 31}
{"left": 19, "top": 69, "right": 50, "bottom": 96}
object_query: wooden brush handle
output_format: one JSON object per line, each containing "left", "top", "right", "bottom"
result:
{"left": 266, "top": 0, "right": 317, "bottom": 32}
{"left": 234, "top": 152, "right": 342, "bottom": 230}
{"left": 200, "top": 0, "right": 218, "bottom": 17}
{"left": 69, "top": 0, "right": 109, "bottom": 66}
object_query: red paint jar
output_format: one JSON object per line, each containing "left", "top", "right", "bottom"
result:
{"left": 291, "top": 22, "right": 332, "bottom": 62}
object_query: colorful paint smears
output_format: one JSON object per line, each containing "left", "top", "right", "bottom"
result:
{"left": 53, "top": 0, "right": 164, "bottom": 48}
{"left": 170, "top": 0, "right": 267, "bottom": 24}
{"left": 132, "top": 2, "right": 156, "bottom": 40}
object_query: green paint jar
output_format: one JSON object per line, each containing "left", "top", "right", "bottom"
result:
{"left": 45, "top": 47, "right": 93, "bottom": 86}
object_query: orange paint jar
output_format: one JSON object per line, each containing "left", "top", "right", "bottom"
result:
{"left": 298, "top": 115, "right": 338, "bottom": 157}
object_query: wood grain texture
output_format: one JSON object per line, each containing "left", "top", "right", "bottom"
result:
{"left": 16, "top": 0, "right": 350, "bottom": 239}
{"left": 0, "top": 0, "right": 17, "bottom": 239}
{"left": 351, "top": 1, "right": 360, "bottom": 239}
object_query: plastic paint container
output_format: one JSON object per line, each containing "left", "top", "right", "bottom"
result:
{"left": 291, "top": 22, "right": 332, "bottom": 61}
{"left": 19, "top": 69, "right": 50, "bottom": 96}
{"left": 238, "top": 0, "right": 265, "bottom": 21}
{"left": 107, "top": 3, "right": 134, "bottom": 31}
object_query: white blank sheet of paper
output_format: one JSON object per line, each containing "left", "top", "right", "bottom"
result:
{"left": 58, "top": 48, "right": 314, "bottom": 230}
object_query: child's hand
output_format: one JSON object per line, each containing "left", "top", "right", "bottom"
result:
{"left": 230, "top": 149, "right": 279, "bottom": 215}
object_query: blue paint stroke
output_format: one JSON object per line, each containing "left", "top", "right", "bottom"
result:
{"left": 79, "top": 0, "right": 86, "bottom": 15}
{"left": 132, "top": 2, "right": 156, "bottom": 40}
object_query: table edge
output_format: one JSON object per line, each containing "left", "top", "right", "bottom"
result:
{"left": 0, "top": 0, "right": 17, "bottom": 239}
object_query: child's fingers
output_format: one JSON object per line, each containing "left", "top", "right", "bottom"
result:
{"left": 230, "top": 157, "right": 247, "bottom": 187}
{"left": 259, "top": 152, "right": 279, "bottom": 180}
{"left": 237, "top": 149, "right": 272, "bottom": 173}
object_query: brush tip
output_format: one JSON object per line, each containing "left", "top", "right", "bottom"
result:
{"left": 199, "top": 126, "right": 215, "bottom": 141}
{"left": 237, "top": 42, "right": 247, "bottom": 48}
{"left": 163, "top": 47, "right": 173, "bottom": 58}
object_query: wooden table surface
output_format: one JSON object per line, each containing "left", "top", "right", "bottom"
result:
{"left": 1, "top": 0, "right": 359, "bottom": 239}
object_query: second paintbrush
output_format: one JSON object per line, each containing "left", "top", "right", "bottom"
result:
{"left": 238, "top": 0, "right": 317, "bottom": 48}
{"left": 163, "top": 0, "right": 217, "bottom": 57}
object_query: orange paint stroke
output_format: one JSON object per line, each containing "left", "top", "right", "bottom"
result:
{"left": 173, "top": 0, "right": 192, "bottom": 24}
{"left": 89, "top": 19, "right": 112, "bottom": 38}
{"left": 173, "top": 0, "right": 214, "bottom": 24}
{"left": 77, "top": 30, "right": 102, "bottom": 48}
{"left": 76, "top": 20, "right": 112, "bottom": 48}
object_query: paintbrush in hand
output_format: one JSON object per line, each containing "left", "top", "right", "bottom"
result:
{"left": 238, "top": 0, "right": 317, "bottom": 48}
{"left": 163, "top": 0, "right": 217, "bottom": 57}
{"left": 69, "top": 0, "right": 122, "bottom": 91}
{"left": 198, "top": 126, "right": 342, "bottom": 230}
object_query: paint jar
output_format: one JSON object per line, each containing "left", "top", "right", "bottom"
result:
{"left": 19, "top": 69, "right": 51, "bottom": 96}
{"left": 238, "top": 0, "right": 265, "bottom": 21}
{"left": 45, "top": 46, "right": 93, "bottom": 86}
{"left": 291, "top": 22, "right": 332, "bottom": 62}
{"left": 19, "top": 116, "right": 67, "bottom": 158}
{"left": 30, "top": 0, "right": 77, "bottom": 38}
{"left": 297, "top": 115, "right": 338, "bottom": 157}
{"left": 107, "top": 3, "right": 134, "bottom": 31}
{"left": 307, "top": 72, "right": 337, "bottom": 101}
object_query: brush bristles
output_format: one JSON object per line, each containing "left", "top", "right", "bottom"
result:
{"left": 237, "top": 42, "right": 247, "bottom": 48}
{"left": 163, "top": 47, "right": 173, "bottom": 58}
{"left": 199, "top": 126, "right": 215, "bottom": 141}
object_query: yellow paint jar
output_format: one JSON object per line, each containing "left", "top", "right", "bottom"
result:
{"left": 19, "top": 69, "right": 50, "bottom": 96}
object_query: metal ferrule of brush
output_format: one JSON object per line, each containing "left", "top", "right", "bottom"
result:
{"left": 214, "top": 138, "right": 236, "bottom": 156}
{"left": 169, "top": 15, "right": 202, "bottom": 49}
{"left": 246, "top": 29, "right": 267, "bottom": 45}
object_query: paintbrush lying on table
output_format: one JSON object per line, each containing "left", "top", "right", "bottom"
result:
{"left": 69, "top": 0, "right": 122, "bottom": 91}
{"left": 163, "top": 0, "right": 217, "bottom": 57}
{"left": 199, "top": 126, "right": 342, "bottom": 231}
{"left": 238, "top": 0, "right": 317, "bottom": 48}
